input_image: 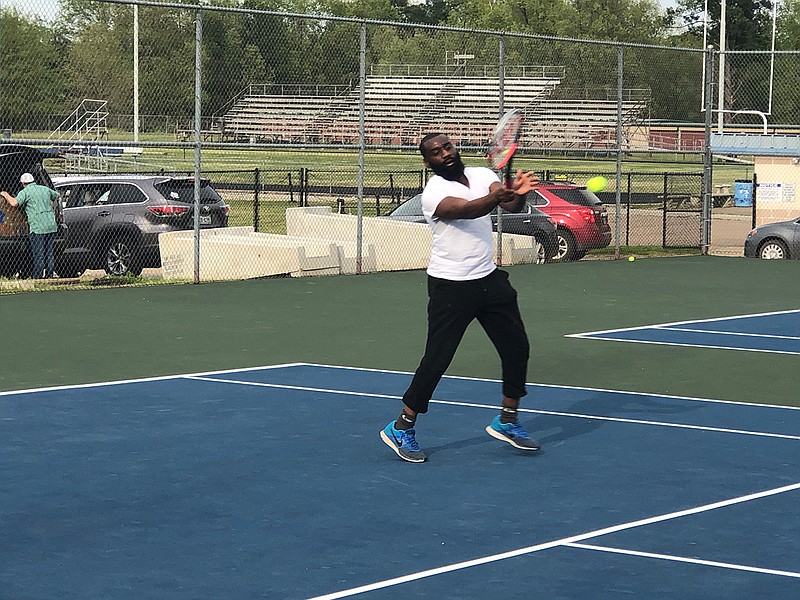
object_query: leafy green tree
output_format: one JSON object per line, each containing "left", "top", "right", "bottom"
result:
{"left": 54, "top": 1, "right": 195, "bottom": 126}
{"left": 777, "top": 0, "right": 800, "bottom": 48}
{"left": 450, "top": 0, "right": 570, "bottom": 35}
{"left": 667, "top": 0, "right": 778, "bottom": 122}
{"left": 392, "top": 0, "right": 457, "bottom": 24}
{"left": 773, "top": 0, "right": 800, "bottom": 122}
{"left": 0, "top": 8, "right": 67, "bottom": 131}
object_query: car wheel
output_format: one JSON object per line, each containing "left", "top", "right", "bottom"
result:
{"left": 758, "top": 239, "right": 789, "bottom": 259}
{"left": 531, "top": 236, "right": 546, "bottom": 265}
{"left": 552, "top": 229, "right": 577, "bottom": 262}
{"left": 104, "top": 237, "right": 143, "bottom": 276}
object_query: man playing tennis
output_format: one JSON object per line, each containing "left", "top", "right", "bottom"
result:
{"left": 380, "top": 132, "right": 539, "bottom": 463}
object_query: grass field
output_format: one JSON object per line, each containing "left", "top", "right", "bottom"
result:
{"left": 18, "top": 129, "right": 755, "bottom": 187}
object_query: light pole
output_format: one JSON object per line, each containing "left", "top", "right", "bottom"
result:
{"left": 133, "top": 5, "right": 140, "bottom": 143}
{"left": 717, "top": 0, "right": 726, "bottom": 133}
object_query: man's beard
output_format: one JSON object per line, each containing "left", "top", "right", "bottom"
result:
{"left": 430, "top": 154, "right": 465, "bottom": 181}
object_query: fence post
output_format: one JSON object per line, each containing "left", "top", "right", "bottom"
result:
{"left": 626, "top": 173, "right": 631, "bottom": 245}
{"left": 495, "top": 35, "right": 506, "bottom": 266}
{"left": 614, "top": 44, "right": 623, "bottom": 259}
{"left": 702, "top": 45, "right": 715, "bottom": 255}
{"left": 254, "top": 168, "right": 260, "bottom": 232}
{"left": 662, "top": 172, "right": 668, "bottom": 248}
{"left": 356, "top": 22, "right": 367, "bottom": 275}
{"left": 192, "top": 9, "right": 202, "bottom": 285}
{"left": 751, "top": 172, "right": 758, "bottom": 229}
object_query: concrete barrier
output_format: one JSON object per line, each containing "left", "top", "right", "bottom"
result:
{"left": 159, "top": 226, "right": 341, "bottom": 280}
{"left": 286, "top": 207, "right": 539, "bottom": 271}
{"left": 286, "top": 207, "right": 432, "bottom": 271}
{"left": 159, "top": 211, "right": 539, "bottom": 281}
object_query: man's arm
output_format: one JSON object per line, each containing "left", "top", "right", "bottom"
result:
{"left": 0, "top": 191, "right": 19, "bottom": 207}
{"left": 433, "top": 170, "right": 536, "bottom": 219}
{"left": 433, "top": 186, "right": 515, "bottom": 220}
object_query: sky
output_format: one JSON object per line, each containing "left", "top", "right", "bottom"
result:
{"left": 2, "top": 0, "right": 60, "bottom": 21}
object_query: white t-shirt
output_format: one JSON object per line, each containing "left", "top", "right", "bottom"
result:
{"left": 421, "top": 167, "right": 499, "bottom": 280}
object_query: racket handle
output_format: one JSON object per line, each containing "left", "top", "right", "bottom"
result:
{"left": 504, "top": 162, "right": 513, "bottom": 187}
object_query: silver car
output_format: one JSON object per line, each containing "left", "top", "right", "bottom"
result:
{"left": 53, "top": 174, "right": 229, "bottom": 276}
{"left": 744, "top": 217, "right": 800, "bottom": 259}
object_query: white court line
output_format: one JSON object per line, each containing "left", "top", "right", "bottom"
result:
{"left": 565, "top": 542, "right": 800, "bottom": 579}
{"left": 305, "top": 482, "right": 800, "bottom": 599}
{"left": 0, "top": 362, "right": 307, "bottom": 397}
{"left": 657, "top": 326, "right": 800, "bottom": 341}
{"left": 564, "top": 335, "right": 800, "bottom": 356}
{"left": 300, "top": 362, "right": 800, "bottom": 412}
{"left": 568, "top": 308, "right": 800, "bottom": 338}
{"left": 4, "top": 362, "right": 799, "bottom": 413}
{"left": 567, "top": 309, "right": 800, "bottom": 355}
{"left": 186, "top": 376, "right": 800, "bottom": 441}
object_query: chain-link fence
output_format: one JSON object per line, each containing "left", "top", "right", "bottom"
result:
{"left": 2, "top": 1, "right": 800, "bottom": 288}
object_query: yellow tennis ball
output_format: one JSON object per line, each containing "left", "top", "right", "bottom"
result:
{"left": 628, "top": 255, "right": 635, "bottom": 262}
{"left": 586, "top": 176, "right": 608, "bottom": 193}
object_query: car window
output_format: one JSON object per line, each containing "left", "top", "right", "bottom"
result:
{"left": 59, "top": 186, "right": 76, "bottom": 208}
{"left": 154, "top": 179, "right": 222, "bottom": 204}
{"left": 109, "top": 183, "right": 147, "bottom": 205}
{"left": 549, "top": 188, "right": 602, "bottom": 206}
{"left": 61, "top": 184, "right": 113, "bottom": 208}
{"left": 527, "top": 191, "right": 549, "bottom": 207}
{"left": 390, "top": 195, "right": 423, "bottom": 216}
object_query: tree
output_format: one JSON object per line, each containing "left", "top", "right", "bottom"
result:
{"left": 0, "top": 8, "right": 67, "bottom": 131}
{"left": 777, "top": 0, "right": 800, "bottom": 48}
{"left": 671, "top": 0, "right": 774, "bottom": 50}
{"left": 667, "top": 0, "right": 778, "bottom": 123}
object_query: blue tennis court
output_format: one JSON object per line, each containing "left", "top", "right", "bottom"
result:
{"left": 568, "top": 309, "right": 800, "bottom": 355}
{"left": 1, "top": 363, "right": 798, "bottom": 599}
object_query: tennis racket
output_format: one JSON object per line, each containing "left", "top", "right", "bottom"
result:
{"left": 487, "top": 109, "right": 524, "bottom": 187}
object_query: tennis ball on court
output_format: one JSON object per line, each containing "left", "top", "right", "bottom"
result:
{"left": 586, "top": 176, "right": 608, "bottom": 193}
{"left": 628, "top": 255, "right": 636, "bottom": 262}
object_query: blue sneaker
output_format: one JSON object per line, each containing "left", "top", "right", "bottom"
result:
{"left": 380, "top": 422, "right": 427, "bottom": 463}
{"left": 485, "top": 415, "right": 540, "bottom": 451}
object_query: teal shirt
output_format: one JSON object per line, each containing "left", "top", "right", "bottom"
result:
{"left": 16, "top": 183, "right": 58, "bottom": 234}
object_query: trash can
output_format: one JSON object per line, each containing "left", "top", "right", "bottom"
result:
{"left": 733, "top": 180, "right": 753, "bottom": 207}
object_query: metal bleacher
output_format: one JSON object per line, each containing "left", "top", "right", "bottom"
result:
{"left": 218, "top": 67, "right": 650, "bottom": 149}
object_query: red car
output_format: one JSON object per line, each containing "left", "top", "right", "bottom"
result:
{"left": 525, "top": 180, "right": 612, "bottom": 262}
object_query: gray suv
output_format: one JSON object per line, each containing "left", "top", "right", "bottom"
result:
{"left": 53, "top": 175, "right": 229, "bottom": 277}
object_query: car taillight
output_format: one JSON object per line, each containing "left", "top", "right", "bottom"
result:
{"left": 148, "top": 205, "right": 190, "bottom": 217}
{"left": 579, "top": 208, "right": 596, "bottom": 223}
{"left": 223, "top": 205, "right": 230, "bottom": 215}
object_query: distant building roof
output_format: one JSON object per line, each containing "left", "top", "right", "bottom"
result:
{"left": 711, "top": 133, "right": 800, "bottom": 156}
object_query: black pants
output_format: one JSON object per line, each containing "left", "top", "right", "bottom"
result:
{"left": 402, "top": 269, "right": 530, "bottom": 414}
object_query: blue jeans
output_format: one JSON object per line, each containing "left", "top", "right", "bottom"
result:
{"left": 29, "top": 232, "right": 55, "bottom": 279}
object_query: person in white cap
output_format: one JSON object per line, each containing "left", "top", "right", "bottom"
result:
{"left": 1, "top": 173, "right": 59, "bottom": 278}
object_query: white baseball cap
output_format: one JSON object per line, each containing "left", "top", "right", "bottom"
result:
{"left": 20, "top": 173, "right": 35, "bottom": 184}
